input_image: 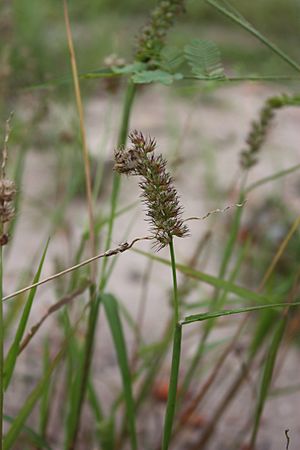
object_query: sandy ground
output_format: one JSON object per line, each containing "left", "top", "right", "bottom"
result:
{"left": 4, "top": 82, "right": 300, "bottom": 449}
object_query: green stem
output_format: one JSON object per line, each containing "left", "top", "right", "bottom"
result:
{"left": 66, "top": 81, "right": 137, "bottom": 450}
{"left": 169, "top": 238, "right": 179, "bottom": 324}
{"left": 206, "top": 0, "right": 300, "bottom": 73}
{"left": 161, "top": 324, "right": 182, "bottom": 450}
{"left": 99, "top": 81, "right": 136, "bottom": 291}
{"left": 161, "top": 239, "right": 182, "bottom": 450}
{"left": 0, "top": 247, "right": 3, "bottom": 450}
{"left": 184, "top": 75, "right": 300, "bottom": 82}
{"left": 66, "top": 288, "right": 99, "bottom": 450}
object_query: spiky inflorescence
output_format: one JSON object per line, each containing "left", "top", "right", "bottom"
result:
{"left": 240, "top": 94, "right": 300, "bottom": 169}
{"left": 135, "top": 0, "right": 186, "bottom": 65}
{"left": 0, "top": 114, "right": 15, "bottom": 246}
{"left": 114, "top": 130, "right": 189, "bottom": 250}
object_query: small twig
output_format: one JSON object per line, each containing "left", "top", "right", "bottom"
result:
{"left": 184, "top": 201, "right": 246, "bottom": 222}
{"left": 285, "top": 429, "right": 290, "bottom": 450}
{"left": 3, "top": 236, "right": 151, "bottom": 302}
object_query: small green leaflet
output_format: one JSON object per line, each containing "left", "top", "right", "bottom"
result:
{"left": 132, "top": 70, "right": 183, "bottom": 86}
{"left": 184, "top": 39, "right": 226, "bottom": 79}
{"left": 160, "top": 46, "right": 185, "bottom": 73}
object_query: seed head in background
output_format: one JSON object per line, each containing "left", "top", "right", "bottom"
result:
{"left": 0, "top": 113, "right": 16, "bottom": 246}
{"left": 114, "top": 130, "right": 189, "bottom": 250}
{"left": 135, "top": 0, "right": 186, "bottom": 65}
{"left": 240, "top": 94, "right": 300, "bottom": 170}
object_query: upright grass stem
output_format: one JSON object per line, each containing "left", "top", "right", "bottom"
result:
{"left": 100, "top": 81, "right": 136, "bottom": 290}
{"left": 0, "top": 247, "right": 3, "bottom": 450}
{"left": 206, "top": 0, "right": 300, "bottom": 73}
{"left": 161, "top": 238, "right": 182, "bottom": 450}
{"left": 66, "top": 81, "right": 137, "bottom": 449}
{"left": 169, "top": 239, "right": 179, "bottom": 324}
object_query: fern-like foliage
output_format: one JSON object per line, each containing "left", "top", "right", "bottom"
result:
{"left": 184, "top": 39, "right": 225, "bottom": 79}
{"left": 160, "top": 46, "right": 185, "bottom": 73}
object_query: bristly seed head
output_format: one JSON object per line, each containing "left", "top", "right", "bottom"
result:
{"left": 240, "top": 94, "right": 300, "bottom": 170}
{"left": 114, "top": 130, "right": 189, "bottom": 250}
{"left": 0, "top": 114, "right": 16, "bottom": 245}
{"left": 135, "top": 0, "right": 186, "bottom": 66}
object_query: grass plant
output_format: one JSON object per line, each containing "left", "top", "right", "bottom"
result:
{"left": 1, "top": 0, "right": 300, "bottom": 449}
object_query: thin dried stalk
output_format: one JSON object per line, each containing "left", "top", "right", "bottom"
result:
{"left": 3, "top": 236, "right": 151, "bottom": 302}
{"left": 63, "top": 0, "right": 96, "bottom": 279}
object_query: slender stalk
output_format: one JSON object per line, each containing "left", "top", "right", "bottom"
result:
{"left": 0, "top": 247, "right": 3, "bottom": 450}
{"left": 169, "top": 239, "right": 179, "bottom": 324}
{"left": 246, "top": 163, "right": 300, "bottom": 193}
{"left": 161, "top": 239, "right": 182, "bottom": 450}
{"left": 66, "top": 291, "right": 101, "bottom": 450}
{"left": 184, "top": 75, "right": 300, "bottom": 82}
{"left": 66, "top": 80, "right": 137, "bottom": 449}
{"left": 206, "top": 0, "right": 300, "bottom": 73}
{"left": 3, "top": 236, "right": 148, "bottom": 303}
{"left": 99, "top": 81, "right": 136, "bottom": 290}
{"left": 63, "top": 0, "right": 96, "bottom": 279}
{"left": 162, "top": 324, "right": 182, "bottom": 450}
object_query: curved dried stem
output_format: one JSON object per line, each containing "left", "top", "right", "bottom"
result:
{"left": 3, "top": 236, "right": 152, "bottom": 302}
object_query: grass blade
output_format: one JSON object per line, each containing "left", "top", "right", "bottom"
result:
{"left": 250, "top": 316, "right": 287, "bottom": 447}
{"left": 64, "top": 294, "right": 101, "bottom": 450}
{"left": 206, "top": 0, "right": 300, "bottom": 73}
{"left": 246, "top": 163, "right": 300, "bottom": 193}
{"left": 3, "top": 346, "right": 64, "bottom": 450}
{"left": 0, "top": 248, "right": 3, "bottom": 448}
{"left": 102, "top": 294, "right": 137, "bottom": 450}
{"left": 39, "top": 339, "right": 51, "bottom": 440}
{"left": 4, "top": 239, "right": 49, "bottom": 390}
{"left": 3, "top": 415, "right": 52, "bottom": 450}
{"left": 181, "top": 302, "right": 300, "bottom": 325}
{"left": 133, "top": 248, "right": 268, "bottom": 304}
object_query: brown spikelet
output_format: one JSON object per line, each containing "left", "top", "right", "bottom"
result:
{"left": 240, "top": 94, "right": 300, "bottom": 169}
{"left": 114, "top": 130, "right": 189, "bottom": 250}
{"left": 135, "top": 0, "right": 186, "bottom": 65}
{"left": 0, "top": 114, "right": 16, "bottom": 245}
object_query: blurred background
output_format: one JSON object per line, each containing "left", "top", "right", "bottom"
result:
{"left": 1, "top": 0, "right": 300, "bottom": 98}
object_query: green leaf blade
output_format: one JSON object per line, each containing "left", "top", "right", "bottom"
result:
{"left": 250, "top": 317, "right": 287, "bottom": 447}
{"left": 4, "top": 239, "right": 50, "bottom": 390}
{"left": 102, "top": 294, "right": 137, "bottom": 450}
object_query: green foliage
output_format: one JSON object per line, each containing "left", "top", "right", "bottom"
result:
{"left": 4, "top": 240, "right": 49, "bottom": 390}
{"left": 132, "top": 70, "right": 183, "bottom": 85}
{"left": 103, "top": 294, "right": 137, "bottom": 450}
{"left": 160, "top": 46, "right": 185, "bottom": 73}
{"left": 250, "top": 317, "right": 287, "bottom": 447}
{"left": 184, "top": 39, "right": 225, "bottom": 79}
